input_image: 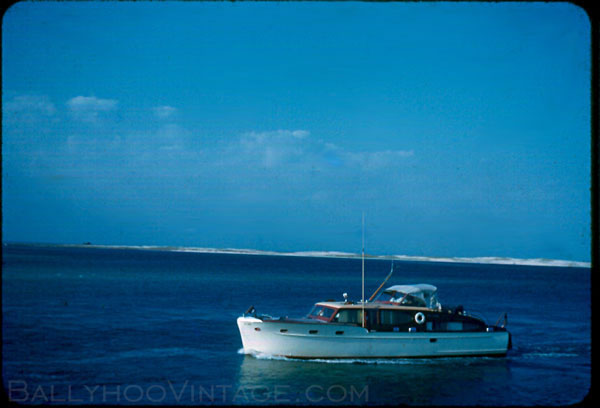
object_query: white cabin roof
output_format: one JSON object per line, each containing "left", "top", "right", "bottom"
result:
{"left": 384, "top": 284, "right": 437, "bottom": 295}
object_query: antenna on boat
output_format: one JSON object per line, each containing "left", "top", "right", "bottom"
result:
{"left": 361, "top": 212, "right": 365, "bottom": 328}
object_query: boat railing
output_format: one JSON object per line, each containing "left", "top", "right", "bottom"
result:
{"left": 242, "top": 305, "right": 275, "bottom": 320}
{"left": 494, "top": 312, "right": 508, "bottom": 328}
{"left": 243, "top": 305, "right": 256, "bottom": 317}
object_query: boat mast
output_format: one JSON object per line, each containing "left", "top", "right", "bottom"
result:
{"left": 368, "top": 261, "right": 394, "bottom": 302}
{"left": 362, "top": 212, "right": 365, "bottom": 328}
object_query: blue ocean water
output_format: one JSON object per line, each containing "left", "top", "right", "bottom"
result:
{"left": 2, "top": 244, "right": 591, "bottom": 405}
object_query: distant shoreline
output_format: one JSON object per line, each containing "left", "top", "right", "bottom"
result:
{"left": 3, "top": 242, "right": 591, "bottom": 268}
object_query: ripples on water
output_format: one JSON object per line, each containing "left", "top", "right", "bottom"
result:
{"left": 2, "top": 244, "right": 591, "bottom": 405}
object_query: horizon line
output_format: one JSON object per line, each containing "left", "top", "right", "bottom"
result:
{"left": 2, "top": 241, "right": 591, "bottom": 268}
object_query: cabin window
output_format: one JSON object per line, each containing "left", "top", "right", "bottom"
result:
{"left": 462, "top": 321, "right": 484, "bottom": 332}
{"left": 379, "top": 309, "right": 414, "bottom": 325}
{"left": 332, "top": 309, "right": 363, "bottom": 324}
{"left": 445, "top": 322, "right": 463, "bottom": 331}
{"left": 308, "top": 305, "right": 336, "bottom": 321}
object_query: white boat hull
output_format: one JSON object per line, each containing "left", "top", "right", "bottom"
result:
{"left": 237, "top": 316, "right": 510, "bottom": 359}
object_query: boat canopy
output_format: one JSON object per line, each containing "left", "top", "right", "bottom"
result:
{"left": 376, "top": 284, "right": 441, "bottom": 309}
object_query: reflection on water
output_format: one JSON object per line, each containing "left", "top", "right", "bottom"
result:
{"left": 235, "top": 354, "right": 511, "bottom": 405}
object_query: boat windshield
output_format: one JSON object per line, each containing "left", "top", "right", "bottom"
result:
{"left": 307, "top": 305, "right": 336, "bottom": 321}
{"left": 375, "top": 284, "right": 441, "bottom": 309}
{"left": 377, "top": 292, "right": 428, "bottom": 307}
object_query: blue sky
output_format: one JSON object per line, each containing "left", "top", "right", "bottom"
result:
{"left": 2, "top": 2, "right": 591, "bottom": 261}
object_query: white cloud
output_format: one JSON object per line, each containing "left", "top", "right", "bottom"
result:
{"left": 42, "top": 123, "right": 413, "bottom": 184}
{"left": 4, "top": 95, "right": 57, "bottom": 122}
{"left": 237, "top": 129, "right": 310, "bottom": 168}
{"left": 344, "top": 149, "right": 415, "bottom": 170}
{"left": 66, "top": 96, "right": 118, "bottom": 122}
{"left": 241, "top": 129, "right": 310, "bottom": 144}
{"left": 154, "top": 123, "right": 190, "bottom": 151}
{"left": 291, "top": 129, "right": 309, "bottom": 139}
{"left": 217, "top": 129, "right": 414, "bottom": 176}
{"left": 152, "top": 105, "right": 177, "bottom": 119}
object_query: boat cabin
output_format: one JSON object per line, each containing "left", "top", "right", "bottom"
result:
{"left": 306, "top": 284, "right": 487, "bottom": 333}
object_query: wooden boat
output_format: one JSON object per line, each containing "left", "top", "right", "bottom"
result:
{"left": 237, "top": 280, "right": 511, "bottom": 359}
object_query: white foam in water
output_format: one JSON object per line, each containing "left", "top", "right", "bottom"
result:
{"left": 239, "top": 349, "right": 487, "bottom": 365}
{"left": 522, "top": 352, "right": 580, "bottom": 358}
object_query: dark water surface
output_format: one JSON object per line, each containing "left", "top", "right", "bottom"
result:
{"left": 2, "top": 244, "right": 591, "bottom": 405}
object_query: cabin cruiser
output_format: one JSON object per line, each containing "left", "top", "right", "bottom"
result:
{"left": 237, "top": 282, "right": 511, "bottom": 359}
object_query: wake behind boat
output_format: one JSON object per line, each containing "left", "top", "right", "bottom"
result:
{"left": 237, "top": 275, "right": 511, "bottom": 359}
